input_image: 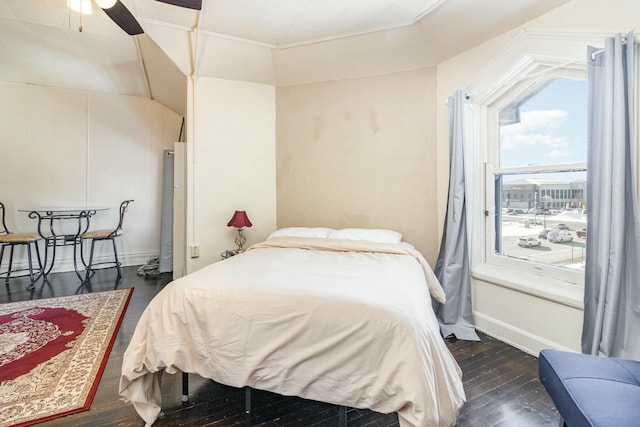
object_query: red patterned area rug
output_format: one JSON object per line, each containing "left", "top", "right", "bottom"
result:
{"left": 0, "top": 288, "right": 133, "bottom": 426}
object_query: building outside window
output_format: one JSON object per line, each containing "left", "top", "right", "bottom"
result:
{"left": 502, "top": 178, "right": 586, "bottom": 211}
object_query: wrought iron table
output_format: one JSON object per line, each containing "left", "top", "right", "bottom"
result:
{"left": 20, "top": 207, "right": 108, "bottom": 283}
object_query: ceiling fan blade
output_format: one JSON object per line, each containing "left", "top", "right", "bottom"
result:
{"left": 155, "top": 0, "right": 202, "bottom": 10}
{"left": 101, "top": 0, "right": 144, "bottom": 35}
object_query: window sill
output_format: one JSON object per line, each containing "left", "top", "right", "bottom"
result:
{"left": 472, "top": 264, "right": 584, "bottom": 310}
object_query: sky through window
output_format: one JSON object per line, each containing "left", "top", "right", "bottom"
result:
{"left": 500, "top": 78, "right": 587, "bottom": 173}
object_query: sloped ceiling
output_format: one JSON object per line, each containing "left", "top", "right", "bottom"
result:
{"left": 0, "top": 0, "right": 571, "bottom": 116}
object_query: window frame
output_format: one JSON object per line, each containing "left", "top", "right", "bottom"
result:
{"left": 465, "top": 30, "right": 611, "bottom": 298}
{"left": 485, "top": 74, "right": 587, "bottom": 286}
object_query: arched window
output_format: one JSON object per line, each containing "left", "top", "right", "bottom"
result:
{"left": 467, "top": 30, "right": 608, "bottom": 290}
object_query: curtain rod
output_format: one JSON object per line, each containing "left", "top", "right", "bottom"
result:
{"left": 443, "top": 93, "right": 470, "bottom": 105}
{"left": 590, "top": 35, "right": 636, "bottom": 61}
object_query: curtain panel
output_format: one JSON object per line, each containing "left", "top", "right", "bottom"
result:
{"left": 434, "top": 90, "right": 480, "bottom": 342}
{"left": 582, "top": 32, "right": 640, "bottom": 358}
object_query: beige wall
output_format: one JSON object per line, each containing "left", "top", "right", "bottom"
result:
{"left": 435, "top": 0, "right": 640, "bottom": 354}
{"left": 0, "top": 81, "right": 181, "bottom": 272}
{"left": 186, "top": 77, "right": 277, "bottom": 273}
{"left": 276, "top": 68, "right": 439, "bottom": 261}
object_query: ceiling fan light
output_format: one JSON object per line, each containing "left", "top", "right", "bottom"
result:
{"left": 67, "top": 0, "right": 92, "bottom": 14}
{"left": 95, "top": 0, "right": 118, "bottom": 9}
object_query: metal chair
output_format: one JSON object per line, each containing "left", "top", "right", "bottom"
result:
{"left": 81, "top": 200, "right": 133, "bottom": 281}
{"left": 0, "top": 202, "right": 43, "bottom": 289}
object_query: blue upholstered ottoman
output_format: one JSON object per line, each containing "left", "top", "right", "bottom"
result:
{"left": 539, "top": 349, "right": 640, "bottom": 427}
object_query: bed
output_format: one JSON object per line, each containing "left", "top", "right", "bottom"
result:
{"left": 119, "top": 229, "right": 466, "bottom": 426}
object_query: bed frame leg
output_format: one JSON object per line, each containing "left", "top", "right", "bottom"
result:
{"left": 181, "top": 372, "right": 189, "bottom": 402}
{"left": 338, "top": 405, "right": 347, "bottom": 426}
{"left": 244, "top": 386, "right": 252, "bottom": 414}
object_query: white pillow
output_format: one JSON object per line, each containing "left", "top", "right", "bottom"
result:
{"left": 329, "top": 228, "right": 402, "bottom": 244}
{"left": 268, "top": 227, "right": 335, "bottom": 240}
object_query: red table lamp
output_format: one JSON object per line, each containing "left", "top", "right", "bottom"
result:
{"left": 227, "top": 210, "right": 252, "bottom": 251}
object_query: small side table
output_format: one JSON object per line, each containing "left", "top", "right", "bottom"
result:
{"left": 221, "top": 249, "right": 243, "bottom": 260}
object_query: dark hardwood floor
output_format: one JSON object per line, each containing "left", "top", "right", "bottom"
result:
{"left": 1, "top": 267, "right": 561, "bottom": 426}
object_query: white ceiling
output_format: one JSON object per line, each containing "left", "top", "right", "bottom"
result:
{"left": 188, "top": 0, "right": 445, "bottom": 48}
{"left": 0, "top": 0, "right": 572, "bottom": 115}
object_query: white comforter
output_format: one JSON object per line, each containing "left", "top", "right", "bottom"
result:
{"left": 119, "top": 237, "right": 465, "bottom": 426}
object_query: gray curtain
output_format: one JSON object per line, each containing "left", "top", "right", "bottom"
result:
{"left": 582, "top": 32, "right": 640, "bottom": 358}
{"left": 159, "top": 150, "right": 174, "bottom": 273}
{"left": 434, "top": 90, "right": 480, "bottom": 341}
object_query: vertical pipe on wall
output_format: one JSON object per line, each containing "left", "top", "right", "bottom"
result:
{"left": 186, "top": 76, "right": 196, "bottom": 274}
{"left": 187, "top": 7, "right": 202, "bottom": 269}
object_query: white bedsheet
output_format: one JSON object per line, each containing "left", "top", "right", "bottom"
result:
{"left": 119, "top": 237, "right": 465, "bottom": 426}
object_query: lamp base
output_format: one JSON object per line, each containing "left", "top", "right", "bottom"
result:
{"left": 234, "top": 228, "right": 247, "bottom": 251}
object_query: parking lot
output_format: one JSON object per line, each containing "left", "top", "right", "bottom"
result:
{"left": 501, "top": 213, "right": 586, "bottom": 269}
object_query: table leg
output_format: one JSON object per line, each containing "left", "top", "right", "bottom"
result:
{"left": 72, "top": 238, "right": 85, "bottom": 281}
{"left": 41, "top": 238, "right": 59, "bottom": 284}
{"left": 31, "top": 240, "right": 44, "bottom": 287}
{"left": 25, "top": 243, "right": 39, "bottom": 290}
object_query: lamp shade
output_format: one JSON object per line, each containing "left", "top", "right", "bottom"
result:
{"left": 227, "top": 211, "right": 252, "bottom": 229}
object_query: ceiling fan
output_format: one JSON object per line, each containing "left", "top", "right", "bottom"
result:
{"left": 95, "top": 0, "right": 202, "bottom": 36}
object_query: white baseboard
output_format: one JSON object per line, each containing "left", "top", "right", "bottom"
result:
{"left": 474, "top": 311, "right": 576, "bottom": 357}
{"left": 1, "top": 251, "right": 160, "bottom": 275}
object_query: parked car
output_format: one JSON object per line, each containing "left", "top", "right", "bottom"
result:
{"left": 577, "top": 228, "right": 587, "bottom": 238}
{"left": 517, "top": 236, "right": 541, "bottom": 248}
{"left": 557, "top": 223, "right": 569, "bottom": 230}
{"left": 548, "top": 230, "right": 573, "bottom": 243}
{"left": 539, "top": 229, "right": 550, "bottom": 239}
